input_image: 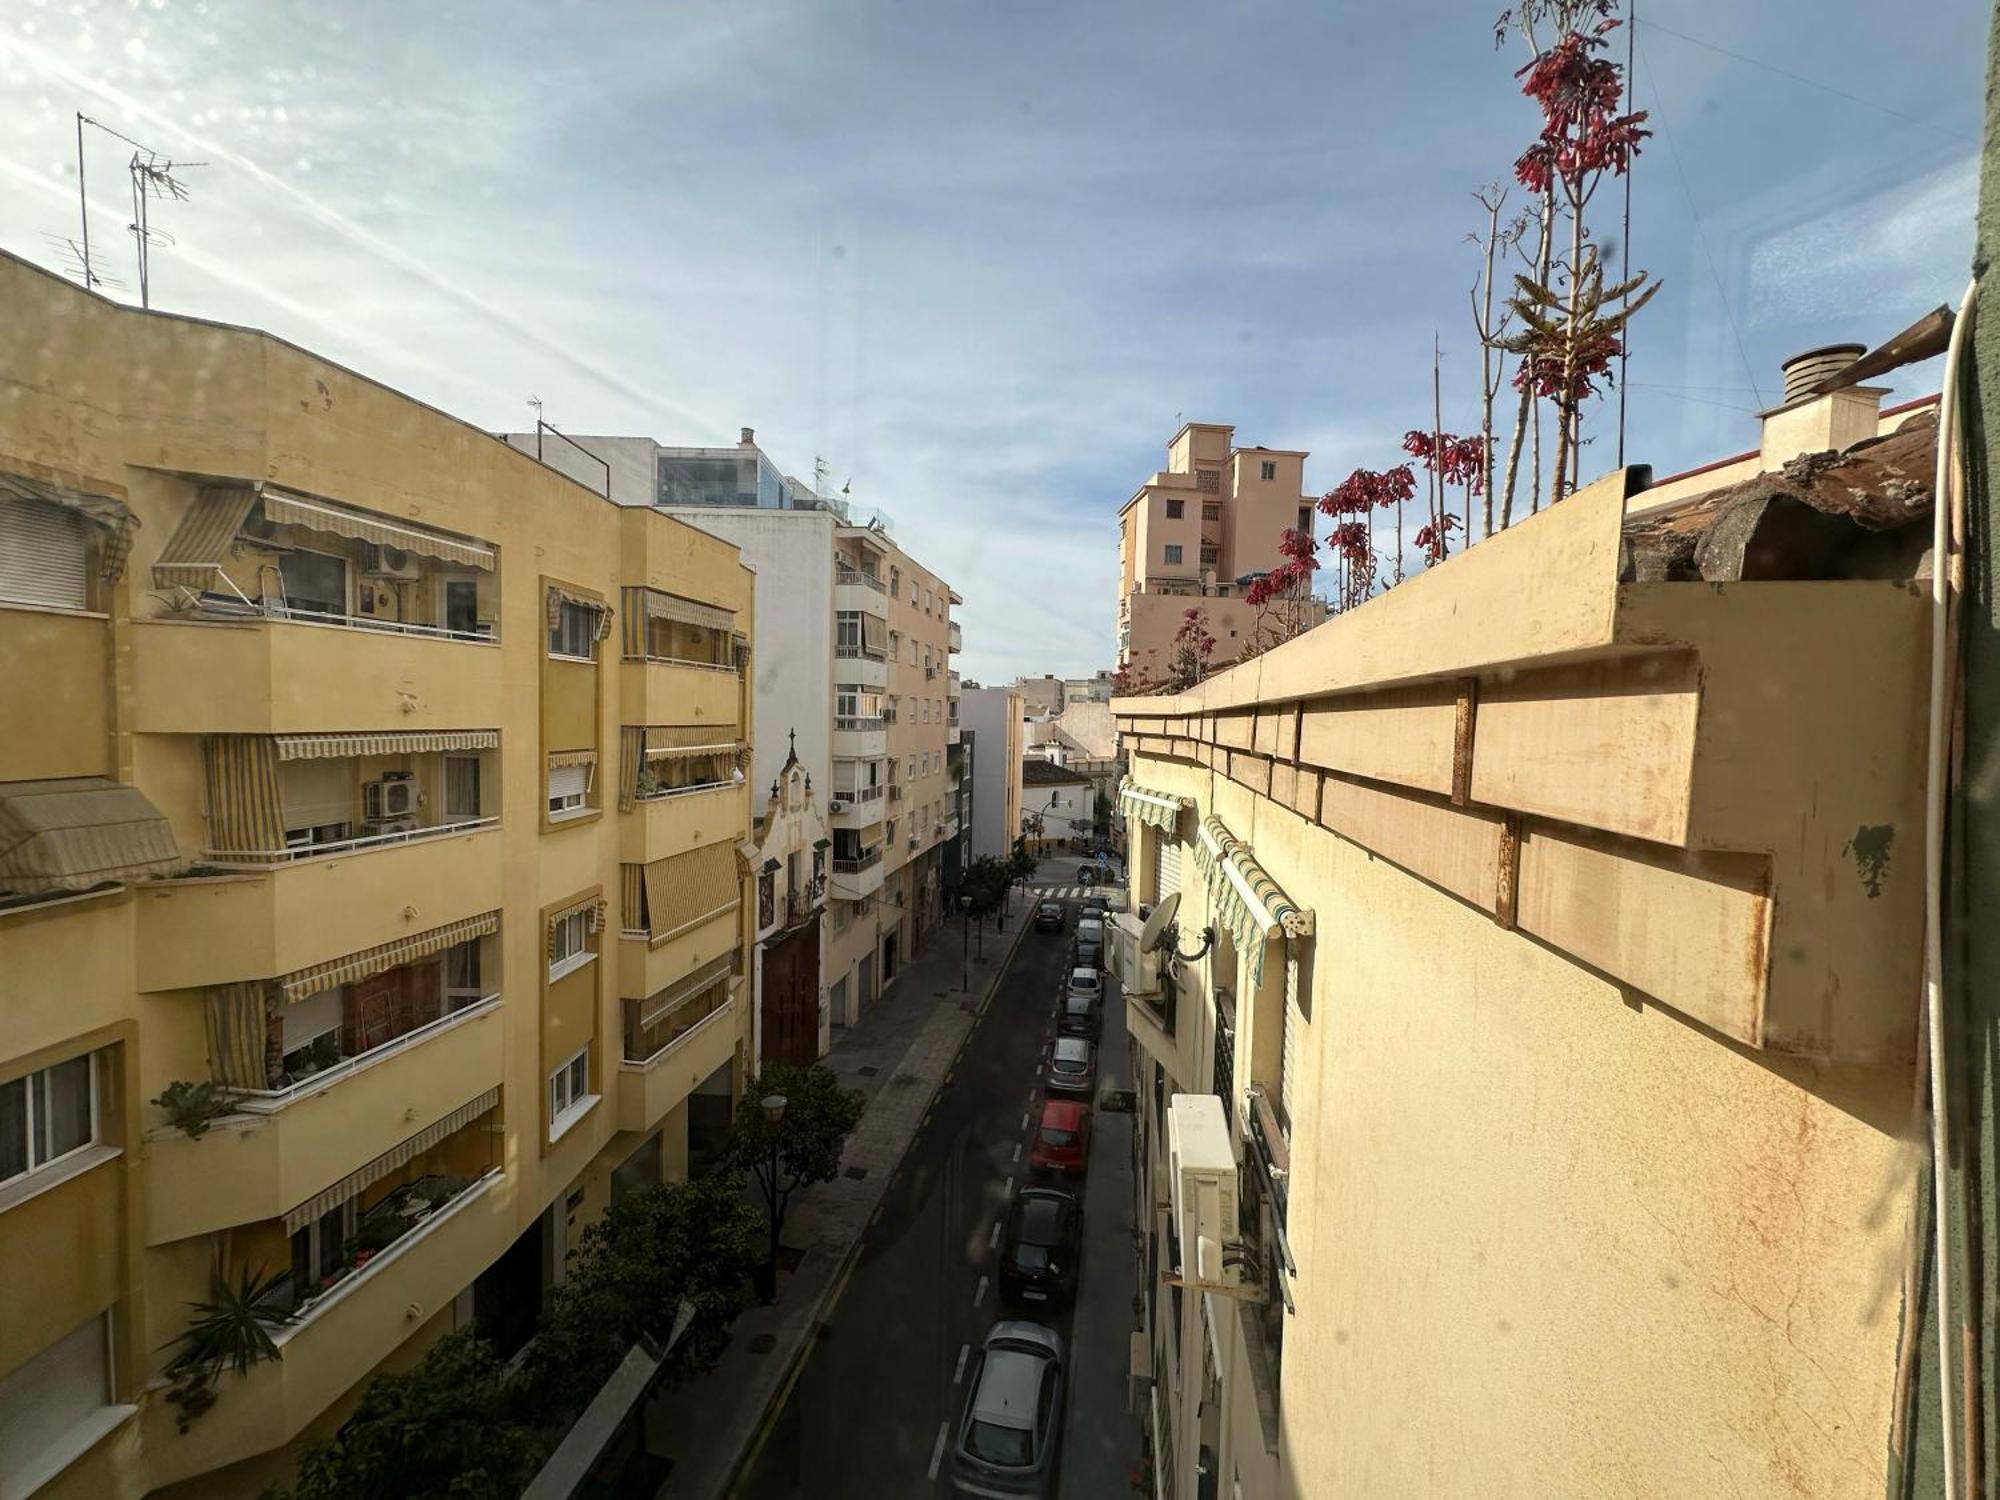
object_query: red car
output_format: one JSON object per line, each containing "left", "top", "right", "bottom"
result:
{"left": 1030, "top": 1099, "right": 1091, "bottom": 1176}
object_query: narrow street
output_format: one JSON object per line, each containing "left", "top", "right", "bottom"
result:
{"left": 736, "top": 886, "right": 1137, "bottom": 1499}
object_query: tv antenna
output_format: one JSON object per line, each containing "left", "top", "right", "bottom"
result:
{"left": 74, "top": 115, "right": 204, "bottom": 308}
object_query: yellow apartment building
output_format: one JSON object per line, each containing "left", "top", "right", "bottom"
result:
{"left": 1116, "top": 422, "right": 1330, "bottom": 680}
{"left": 0, "top": 251, "right": 756, "bottom": 1499}
{"left": 1111, "top": 370, "right": 1944, "bottom": 1497}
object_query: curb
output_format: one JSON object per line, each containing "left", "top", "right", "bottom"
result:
{"left": 715, "top": 915, "right": 1035, "bottom": 1499}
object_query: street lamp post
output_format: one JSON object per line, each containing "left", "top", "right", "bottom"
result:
{"left": 959, "top": 893, "right": 972, "bottom": 992}
{"left": 759, "top": 1093, "right": 787, "bottom": 1303}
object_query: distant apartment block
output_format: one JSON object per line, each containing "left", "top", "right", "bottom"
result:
{"left": 0, "top": 252, "right": 757, "bottom": 1499}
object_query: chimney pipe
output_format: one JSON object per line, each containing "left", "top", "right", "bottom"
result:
{"left": 740, "top": 427, "right": 756, "bottom": 447}
{"left": 1779, "top": 344, "right": 1866, "bottom": 405}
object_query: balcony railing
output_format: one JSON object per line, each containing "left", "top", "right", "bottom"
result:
{"left": 624, "top": 984, "right": 733, "bottom": 1065}
{"left": 834, "top": 783, "right": 884, "bottom": 806}
{"left": 834, "top": 644, "right": 887, "bottom": 661}
{"left": 834, "top": 565, "right": 885, "bottom": 592}
{"left": 229, "top": 996, "right": 501, "bottom": 1111}
{"left": 191, "top": 598, "right": 498, "bottom": 645}
{"left": 203, "top": 814, "right": 500, "bottom": 866}
{"left": 834, "top": 715, "right": 887, "bottom": 732}
{"left": 1213, "top": 1005, "right": 1236, "bottom": 1107}
{"left": 269, "top": 1167, "right": 502, "bottom": 1325}
{"left": 635, "top": 775, "right": 735, "bottom": 803}
{"left": 625, "top": 652, "right": 738, "bottom": 674}
{"left": 832, "top": 848, "right": 883, "bottom": 874}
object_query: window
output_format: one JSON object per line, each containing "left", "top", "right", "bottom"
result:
{"left": 0, "top": 1313, "right": 114, "bottom": 1497}
{"left": 837, "top": 613, "right": 864, "bottom": 653}
{"left": 759, "top": 870, "right": 777, "bottom": 927}
{"left": 0, "top": 498, "right": 90, "bottom": 611}
{"left": 1203, "top": 502, "right": 1221, "bottom": 521}
{"left": 549, "top": 1047, "right": 592, "bottom": 1135}
{"left": 280, "top": 758, "right": 355, "bottom": 851}
{"left": 280, "top": 547, "right": 348, "bottom": 617}
{"left": 291, "top": 1198, "right": 356, "bottom": 1295}
{"left": 547, "top": 599, "right": 598, "bottom": 658}
{"left": 1, "top": 1053, "right": 97, "bottom": 1186}
{"left": 1297, "top": 506, "right": 1312, "bottom": 535}
{"left": 547, "top": 762, "right": 590, "bottom": 818}
{"left": 444, "top": 755, "right": 482, "bottom": 821}
{"left": 549, "top": 910, "right": 592, "bottom": 979}
{"left": 1163, "top": 545, "right": 1183, "bottom": 564}
{"left": 1166, "top": 499, "right": 1184, "bottom": 519}
{"left": 445, "top": 939, "right": 485, "bottom": 1011}
{"left": 280, "top": 988, "right": 345, "bottom": 1078}
{"left": 441, "top": 577, "right": 480, "bottom": 635}
{"left": 1260, "top": 460, "right": 1277, "bottom": 481}
{"left": 889, "top": 567, "right": 901, "bottom": 598}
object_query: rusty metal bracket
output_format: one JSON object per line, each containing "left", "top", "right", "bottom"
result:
{"left": 1451, "top": 676, "right": 1478, "bottom": 806}
{"left": 1494, "top": 812, "right": 1522, "bottom": 930}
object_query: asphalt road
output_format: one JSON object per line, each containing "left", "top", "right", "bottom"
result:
{"left": 735, "top": 893, "right": 1108, "bottom": 1499}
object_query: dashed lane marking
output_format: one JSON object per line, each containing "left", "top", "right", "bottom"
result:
{"left": 928, "top": 1421, "right": 950, "bottom": 1480}
{"left": 974, "top": 1274, "right": 989, "bottom": 1309}
{"left": 1002, "top": 1176, "right": 1013, "bottom": 1197}
{"left": 1011, "top": 1142, "right": 1021, "bottom": 1164}
{"left": 954, "top": 1342, "right": 970, "bottom": 1384}
{"left": 989, "top": 1220, "right": 1002, "bottom": 1250}
{"left": 1020, "top": 1110, "right": 1030, "bottom": 1130}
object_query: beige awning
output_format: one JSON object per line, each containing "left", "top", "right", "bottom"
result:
{"left": 546, "top": 585, "right": 613, "bottom": 637}
{"left": 642, "top": 725, "right": 743, "bottom": 759}
{"left": 277, "top": 911, "right": 499, "bottom": 1003}
{"left": 283, "top": 1086, "right": 499, "bottom": 1233}
{"left": 859, "top": 614, "right": 887, "bottom": 655}
{"left": 0, "top": 778, "right": 183, "bottom": 894}
{"left": 152, "top": 484, "right": 259, "bottom": 596}
{"left": 637, "top": 953, "right": 735, "bottom": 1031}
{"left": 643, "top": 839, "right": 739, "bottom": 941}
{"left": 548, "top": 748, "right": 599, "bottom": 772}
{"left": 275, "top": 730, "right": 499, "bottom": 762}
{"left": 638, "top": 588, "right": 735, "bottom": 633}
{"left": 0, "top": 471, "right": 138, "bottom": 582}
{"left": 261, "top": 486, "right": 495, "bottom": 570}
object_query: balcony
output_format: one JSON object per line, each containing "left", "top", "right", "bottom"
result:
{"left": 830, "top": 783, "right": 886, "bottom": 829}
{"left": 948, "top": 670, "right": 961, "bottom": 699}
{"left": 947, "top": 621, "right": 963, "bottom": 653}
{"left": 141, "top": 1160, "right": 511, "bottom": 1489}
{"left": 129, "top": 616, "right": 502, "bottom": 734}
{"left": 617, "top": 988, "right": 741, "bottom": 1133}
{"left": 619, "top": 905, "right": 737, "bottom": 1002}
{"left": 833, "top": 566, "right": 891, "bottom": 620}
{"left": 137, "top": 824, "right": 502, "bottom": 991}
{"left": 948, "top": 721, "right": 961, "bottom": 745}
{"left": 146, "top": 999, "right": 505, "bottom": 1243}
{"left": 833, "top": 649, "right": 889, "bottom": 691}
{"left": 620, "top": 656, "right": 741, "bottom": 730}
{"left": 832, "top": 716, "right": 888, "bottom": 759}
{"left": 622, "top": 779, "right": 748, "bottom": 865}
{"left": 829, "top": 846, "right": 885, "bottom": 900}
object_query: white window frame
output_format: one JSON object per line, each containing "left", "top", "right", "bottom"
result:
{"left": 0, "top": 1052, "right": 99, "bottom": 1189}
{"left": 548, "top": 1046, "right": 595, "bottom": 1140}
{"left": 547, "top": 599, "right": 598, "bottom": 661}
{"left": 547, "top": 762, "right": 591, "bottom": 820}
{"left": 548, "top": 910, "right": 593, "bottom": 981}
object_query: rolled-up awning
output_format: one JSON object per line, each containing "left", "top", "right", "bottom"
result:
{"left": 637, "top": 587, "right": 734, "bottom": 633}
{"left": 260, "top": 486, "right": 495, "bottom": 570}
{"left": 546, "top": 895, "right": 608, "bottom": 957}
{"left": 1, "top": 471, "right": 139, "bottom": 582}
{"left": 1191, "top": 814, "right": 1311, "bottom": 985}
{"left": 152, "top": 483, "right": 259, "bottom": 596}
{"left": 637, "top": 953, "right": 735, "bottom": 1032}
{"left": 546, "top": 585, "right": 614, "bottom": 638}
{"left": 1118, "top": 781, "right": 1192, "bottom": 834}
{"left": 0, "top": 777, "right": 183, "bottom": 894}
{"left": 643, "top": 839, "right": 739, "bottom": 942}
{"left": 277, "top": 910, "right": 499, "bottom": 1004}
{"left": 642, "top": 724, "right": 743, "bottom": 759}
{"left": 547, "top": 748, "right": 599, "bottom": 771}
{"left": 859, "top": 614, "right": 887, "bottom": 655}
{"left": 275, "top": 730, "right": 499, "bottom": 762}
{"left": 283, "top": 1086, "right": 499, "bottom": 1234}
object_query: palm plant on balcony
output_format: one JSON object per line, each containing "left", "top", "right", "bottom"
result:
{"left": 162, "top": 1264, "right": 292, "bottom": 1432}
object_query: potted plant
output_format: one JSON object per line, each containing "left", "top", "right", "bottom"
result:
{"left": 163, "top": 1266, "right": 291, "bottom": 1432}
{"left": 153, "top": 1080, "right": 234, "bottom": 1138}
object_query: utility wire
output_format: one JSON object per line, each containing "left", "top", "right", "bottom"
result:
{"left": 1636, "top": 18, "right": 1973, "bottom": 144}
{"left": 1636, "top": 37, "right": 1767, "bottom": 411}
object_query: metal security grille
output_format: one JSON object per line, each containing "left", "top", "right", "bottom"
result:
{"left": 1154, "top": 834, "right": 1182, "bottom": 904}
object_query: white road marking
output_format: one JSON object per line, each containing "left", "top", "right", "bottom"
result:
{"left": 989, "top": 1220, "right": 1002, "bottom": 1250}
{"left": 1020, "top": 1110, "right": 1030, "bottom": 1129}
{"left": 974, "top": 1274, "right": 989, "bottom": 1308}
{"left": 1002, "top": 1176, "right": 1013, "bottom": 1196}
{"left": 953, "top": 1342, "right": 971, "bottom": 1383}
{"left": 1011, "top": 1142, "right": 1022, "bottom": 1164}
{"left": 927, "top": 1420, "right": 950, "bottom": 1479}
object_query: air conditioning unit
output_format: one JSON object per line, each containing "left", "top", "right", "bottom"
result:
{"left": 1106, "top": 913, "right": 1159, "bottom": 997}
{"left": 363, "top": 543, "right": 421, "bottom": 580}
{"left": 364, "top": 776, "right": 418, "bottom": 821}
{"left": 1167, "top": 1095, "right": 1239, "bottom": 1293}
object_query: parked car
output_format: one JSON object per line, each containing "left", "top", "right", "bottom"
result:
{"left": 951, "top": 1322, "right": 1065, "bottom": 1496}
{"left": 999, "top": 1188, "right": 1082, "bottom": 1304}
{"left": 1063, "top": 966, "right": 1101, "bottom": 1002}
{"left": 1073, "top": 918, "right": 1104, "bottom": 968}
{"left": 1046, "top": 1036, "right": 1096, "bottom": 1096}
{"left": 1030, "top": 1099, "right": 1091, "bottom": 1177}
{"left": 1078, "top": 895, "right": 1110, "bottom": 922}
{"left": 1058, "top": 993, "right": 1100, "bottom": 1042}
{"left": 1033, "top": 901, "right": 1065, "bottom": 933}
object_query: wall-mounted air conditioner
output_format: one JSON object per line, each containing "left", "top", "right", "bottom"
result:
{"left": 364, "top": 776, "right": 418, "bottom": 821}
{"left": 1167, "top": 1094, "right": 1239, "bottom": 1294}
{"left": 363, "top": 543, "right": 422, "bottom": 581}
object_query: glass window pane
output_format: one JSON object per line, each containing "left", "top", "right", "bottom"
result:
{"left": 39, "top": 1056, "right": 93, "bottom": 1161}
{"left": 0, "top": 1076, "right": 27, "bottom": 1181}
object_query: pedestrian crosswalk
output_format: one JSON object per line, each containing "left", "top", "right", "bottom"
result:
{"left": 1031, "top": 882, "right": 1127, "bottom": 902}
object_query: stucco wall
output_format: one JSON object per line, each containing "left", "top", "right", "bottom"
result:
{"left": 960, "top": 689, "right": 1023, "bottom": 861}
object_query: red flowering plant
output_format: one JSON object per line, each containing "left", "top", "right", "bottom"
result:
{"left": 1402, "top": 432, "right": 1489, "bottom": 566}
{"left": 1241, "top": 526, "right": 1324, "bottom": 657}
{"left": 1318, "top": 463, "right": 1414, "bottom": 602}
{"left": 1164, "top": 607, "right": 1217, "bottom": 692}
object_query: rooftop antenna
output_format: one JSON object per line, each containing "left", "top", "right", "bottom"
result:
{"left": 78, "top": 116, "right": 202, "bottom": 308}
{"left": 42, "top": 233, "right": 125, "bottom": 294}
{"left": 528, "top": 396, "right": 545, "bottom": 459}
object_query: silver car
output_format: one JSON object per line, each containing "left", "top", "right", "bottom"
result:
{"left": 951, "top": 1321, "right": 1064, "bottom": 1496}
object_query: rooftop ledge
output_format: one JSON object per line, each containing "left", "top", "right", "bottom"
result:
{"left": 1115, "top": 467, "right": 1929, "bottom": 1065}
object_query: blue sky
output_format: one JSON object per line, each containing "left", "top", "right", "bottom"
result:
{"left": 0, "top": 0, "right": 1985, "bottom": 681}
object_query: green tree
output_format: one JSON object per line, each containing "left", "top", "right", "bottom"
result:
{"left": 726, "top": 1063, "right": 866, "bottom": 1299}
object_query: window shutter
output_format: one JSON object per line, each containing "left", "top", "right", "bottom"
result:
{"left": 1154, "top": 835, "right": 1182, "bottom": 902}
{"left": 0, "top": 498, "right": 90, "bottom": 610}
{"left": 1280, "top": 950, "right": 1304, "bottom": 1131}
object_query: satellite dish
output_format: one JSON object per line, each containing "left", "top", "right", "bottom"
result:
{"left": 1139, "top": 891, "right": 1180, "bottom": 953}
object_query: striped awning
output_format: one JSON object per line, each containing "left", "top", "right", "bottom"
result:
{"left": 638, "top": 587, "right": 734, "bottom": 633}
{"left": 1118, "top": 781, "right": 1192, "bottom": 834}
{"left": 547, "top": 585, "right": 614, "bottom": 638}
{"left": 152, "top": 483, "right": 259, "bottom": 595}
{"left": 275, "top": 730, "right": 499, "bottom": 762}
{"left": 637, "top": 953, "right": 735, "bottom": 1031}
{"left": 283, "top": 1086, "right": 500, "bottom": 1234}
{"left": 260, "top": 486, "right": 495, "bottom": 570}
{"left": 0, "top": 777, "right": 183, "bottom": 893}
{"left": 548, "top": 748, "right": 599, "bottom": 772}
{"left": 644, "top": 840, "right": 739, "bottom": 942}
{"left": 0, "top": 471, "right": 138, "bottom": 582}
{"left": 547, "top": 895, "right": 608, "bottom": 957}
{"left": 859, "top": 614, "right": 888, "bottom": 655}
{"left": 1191, "top": 814, "right": 1311, "bottom": 986}
{"left": 642, "top": 725, "right": 744, "bottom": 759}
{"left": 277, "top": 911, "right": 499, "bottom": 1004}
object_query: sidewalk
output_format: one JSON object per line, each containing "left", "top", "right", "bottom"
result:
{"left": 647, "top": 912, "right": 1030, "bottom": 1499}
